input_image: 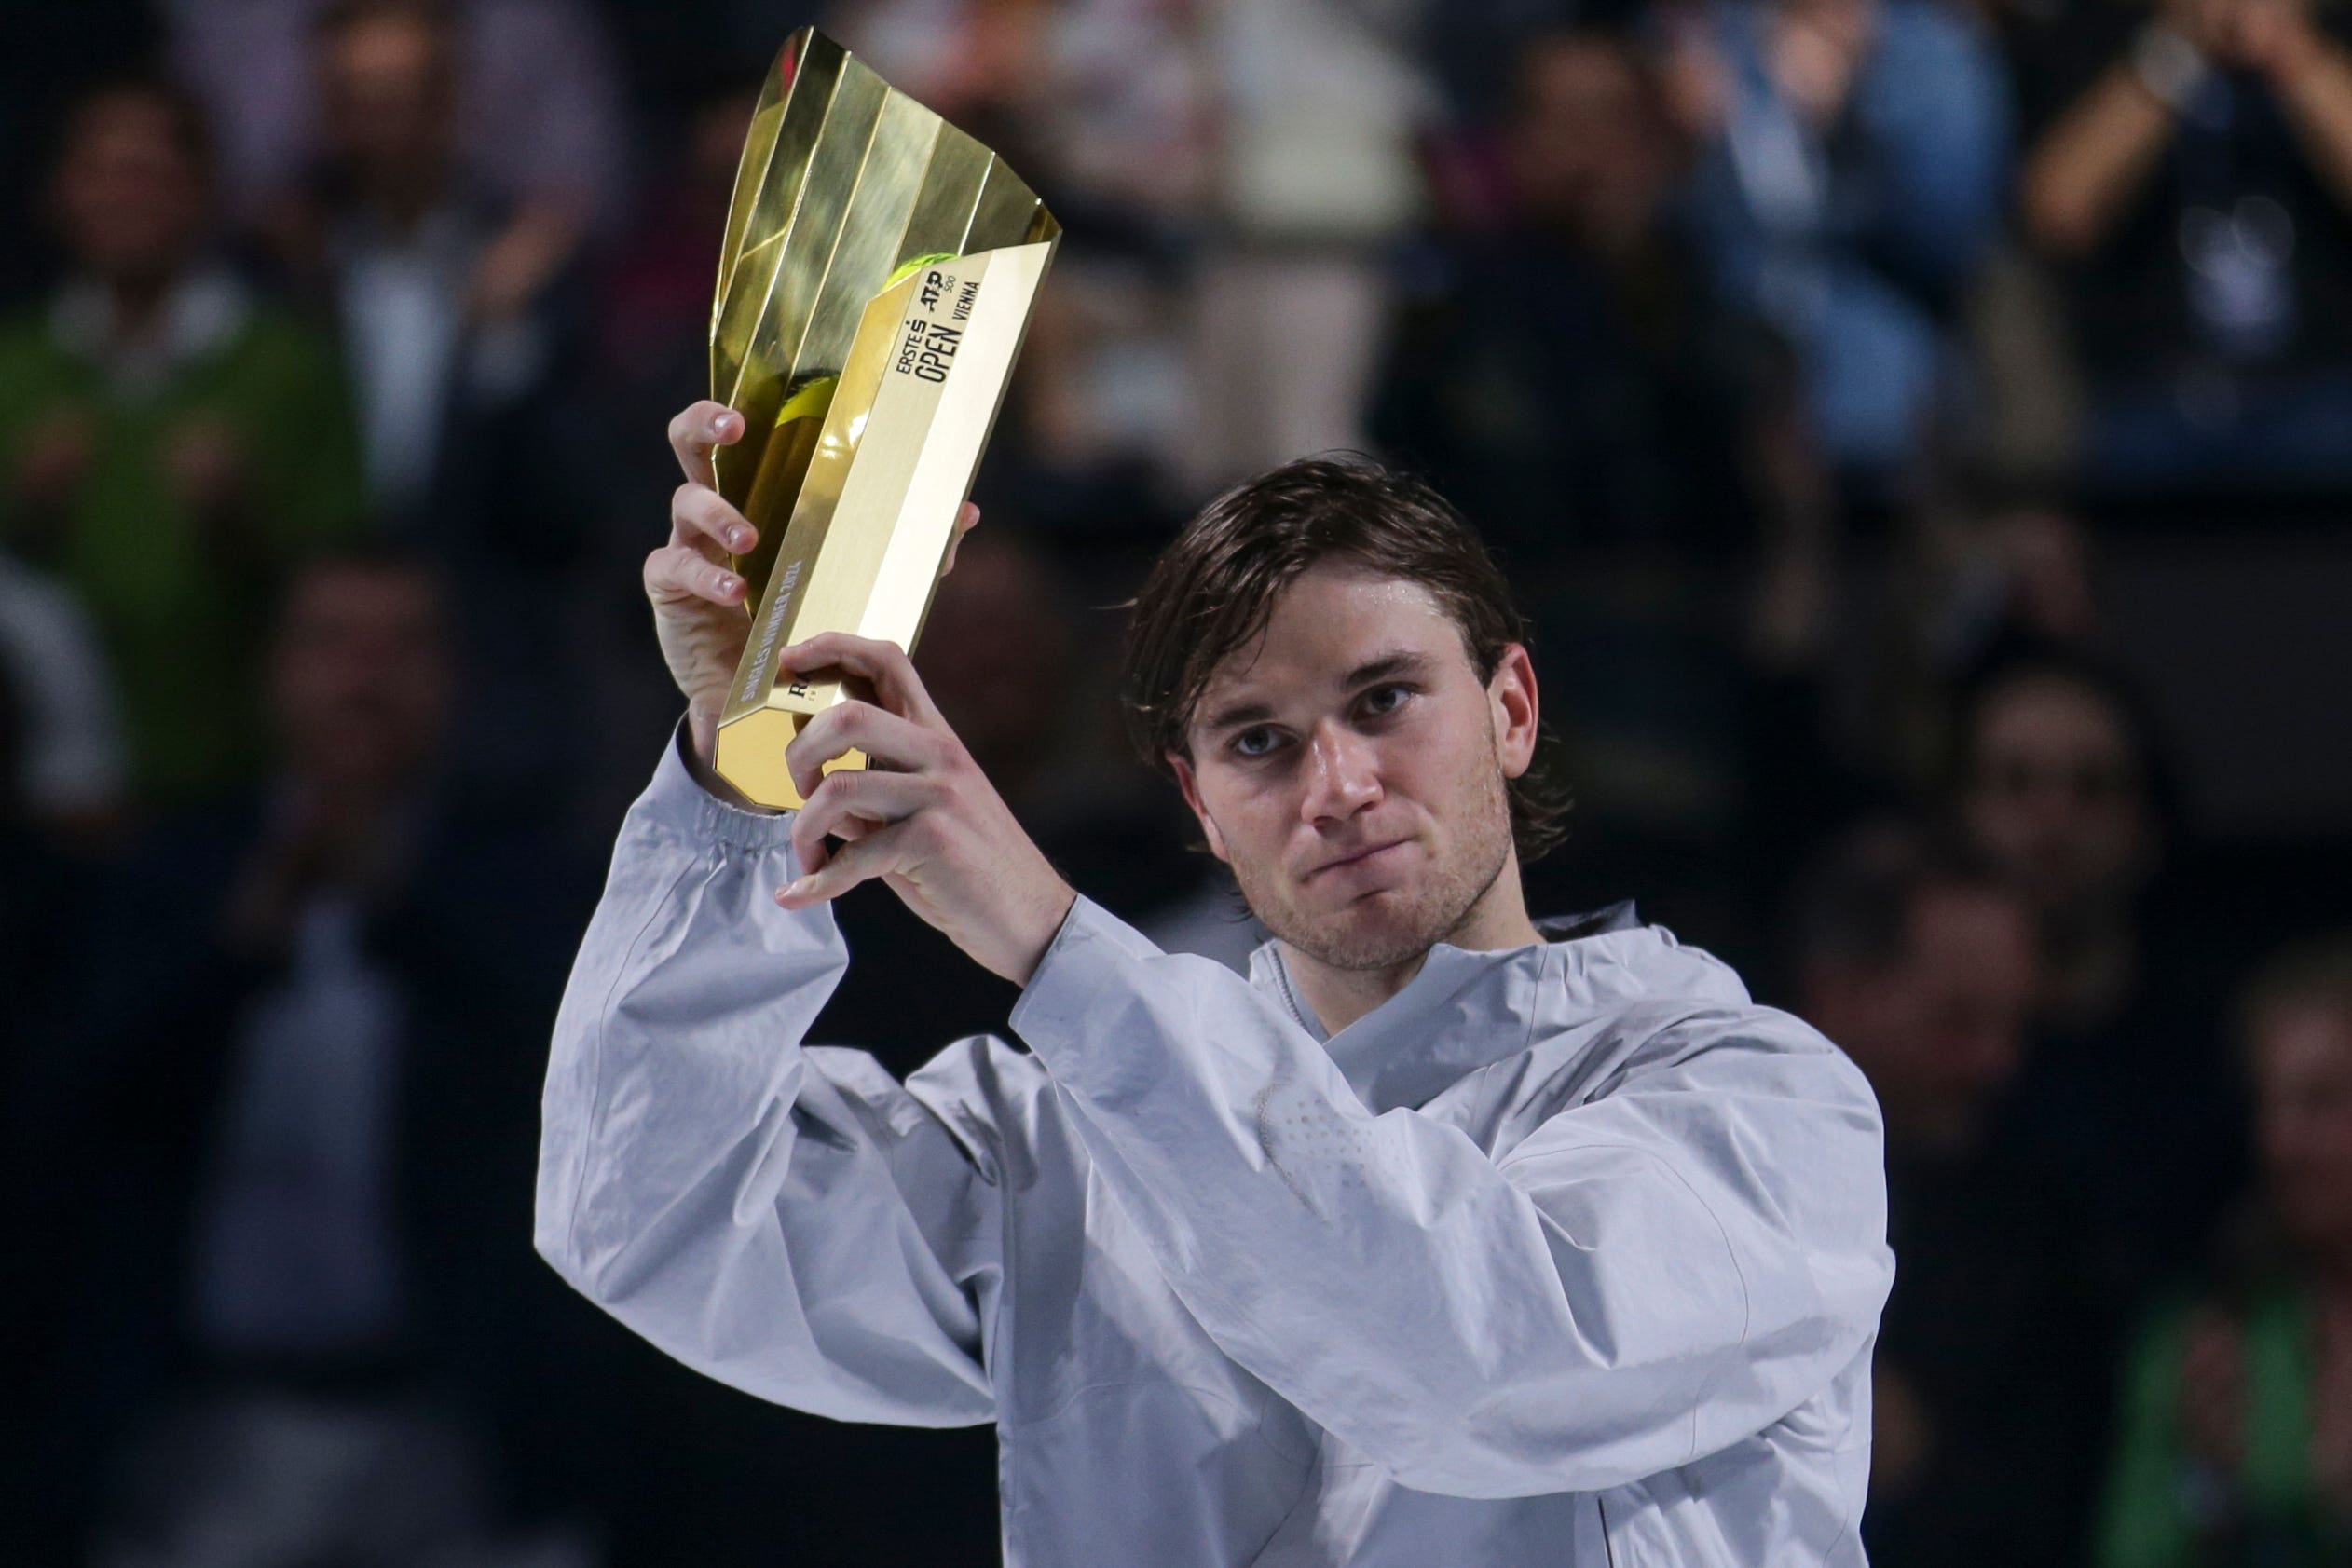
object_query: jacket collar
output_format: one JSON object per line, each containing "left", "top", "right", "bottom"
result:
{"left": 1246, "top": 903, "right": 1746, "bottom": 1113}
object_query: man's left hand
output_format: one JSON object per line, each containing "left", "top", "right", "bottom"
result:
{"left": 773, "top": 630, "right": 1077, "bottom": 987}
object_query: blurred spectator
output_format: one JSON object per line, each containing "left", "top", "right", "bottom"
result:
{"left": 265, "top": 0, "right": 577, "bottom": 531}
{"left": 969, "top": 248, "right": 1195, "bottom": 578}
{"left": 268, "top": 0, "right": 609, "bottom": 804}
{"left": 1850, "top": 481, "right": 2107, "bottom": 796}
{"left": 2014, "top": 0, "right": 2352, "bottom": 496}
{"left": 1372, "top": 21, "right": 1831, "bottom": 938}
{"left": 36, "top": 548, "right": 607, "bottom": 1564}
{"left": 1190, "top": 0, "right": 1435, "bottom": 484}
{"left": 2096, "top": 934, "right": 2352, "bottom": 1564}
{"left": 1930, "top": 490, "right": 2102, "bottom": 670}
{"left": 0, "top": 77, "right": 363, "bottom": 808}
{"left": 1955, "top": 651, "right": 2247, "bottom": 1302}
{"left": 164, "top": 0, "right": 625, "bottom": 236}
{"left": 594, "top": 84, "right": 752, "bottom": 389}
{"left": 832, "top": 0, "right": 1212, "bottom": 519}
{"left": 1416, "top": 0, "right": 1590, "bottom": 133}
{"left": 1668, "top": 0, "right": 2014, "bottom": 481}
{"left": 0, "top": 2, "right": 157, "bottom": 297}
{"left": 831, "top": 0, "right": 1215, "bottom": 234}
{"left": 1371, "top": 22, "right": 1782, "bottom": 558}
{"left": 1794, "top": 823, "right": 2114, "bottom": 1567}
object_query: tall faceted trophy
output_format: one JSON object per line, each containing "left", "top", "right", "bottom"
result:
{"left": 709, "top": 28, "right": 1060, "bottom": 808}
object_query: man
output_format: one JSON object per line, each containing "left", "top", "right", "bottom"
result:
{"left": 536, "top": 401, "right": 1894, "bottom": 1564}
{"left": 1953, "top": 653, "right": 2245, "bottom": 1304}
{"left": 0, "top": 76, "right": 362, "bottom": 805}
{"left": 1668, "top": 0, "right": 2012, "bottom": 480}
{"left": 277, "top": 0, "right": 573, "bottom": 529}
{"left": 34, "top": 549, "right": 603, "bottom": 1563}
{"left": 1793, "top": 825, "right": 2113, "bottom": 1567}
{"left": 1372, "top": 23, "right": 1769, "bottom": 557}
{"left": 2014, "top": 0, "right": 2352, "bottom": 492}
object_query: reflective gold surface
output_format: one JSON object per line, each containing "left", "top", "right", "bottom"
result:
{"left": 708, "top": 27, "right": 1060, "bottom": 809}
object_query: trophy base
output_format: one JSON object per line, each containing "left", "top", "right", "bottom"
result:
{"left": 714, "top": 706, "right": 868, "bottom": 811}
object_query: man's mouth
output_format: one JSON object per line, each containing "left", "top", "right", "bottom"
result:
{"left": 1309, "top": 839, "right": 1407, "bottom": 878}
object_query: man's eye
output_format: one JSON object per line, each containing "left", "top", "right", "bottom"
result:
{"left": 1362, "top": 683, "right": 1412, "bottom": 716}
{"left": 1232, "top": 728, "right": 1280, "bottom": 758}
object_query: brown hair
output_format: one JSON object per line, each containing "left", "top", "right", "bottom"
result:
{"left": 1117, "top": 456, "right": 1572, "bottom": 865}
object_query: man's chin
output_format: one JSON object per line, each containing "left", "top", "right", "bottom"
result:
{"left": 1270, "top": 893, "right": 1451, "bottom": 973}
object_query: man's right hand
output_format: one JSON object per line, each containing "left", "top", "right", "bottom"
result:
{"left": 648, "top": 400, "right": 981, "bottom": 770}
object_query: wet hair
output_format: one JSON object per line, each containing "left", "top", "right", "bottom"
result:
{"left": 1117, "top": 455, "right": 1572, "bottom": 865}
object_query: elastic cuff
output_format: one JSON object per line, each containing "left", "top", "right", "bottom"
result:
{"left": 642, "top": 717, "right": 803, "bottom": 852}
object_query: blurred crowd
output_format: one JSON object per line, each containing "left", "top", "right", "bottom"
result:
{"left": 3, "top": 0, "right": 2350, "bottom": 1564}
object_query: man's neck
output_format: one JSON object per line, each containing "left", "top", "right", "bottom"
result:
{"left": 1281, "top": 862, "right": 1544, "bottom": 1036}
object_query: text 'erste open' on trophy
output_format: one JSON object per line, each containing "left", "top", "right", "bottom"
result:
{"left": 709, "top": 27, "right": 1060, "bottom": 809}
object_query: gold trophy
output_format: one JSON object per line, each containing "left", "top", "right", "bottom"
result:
{"left": 710, "top": 28, "right": 1060, "bottom": 808}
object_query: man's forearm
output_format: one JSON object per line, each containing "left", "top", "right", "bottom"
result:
{"left": 535, "top": 730, "right": 1001, "bottom": 1424}
{"left": 2021, "top": 53, "right": 2183, "bottom": 258}
{"left": 2271, "top": 33, "right": 2352, "bottom": 209}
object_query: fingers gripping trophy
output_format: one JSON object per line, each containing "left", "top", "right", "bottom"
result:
{"left": 646, "top": 28, "right": 1078, "bottom": 983}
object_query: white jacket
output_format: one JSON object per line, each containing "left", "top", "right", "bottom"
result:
{"left": 536, "top": 735, "right": 1893, "bottom": 1565}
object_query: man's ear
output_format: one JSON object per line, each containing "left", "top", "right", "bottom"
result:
{"left": 1487, "top": 642, "right": 1539, "bottom": 779}
{"left": 1167, "top": 751, "right": 1231, "bottom": 864}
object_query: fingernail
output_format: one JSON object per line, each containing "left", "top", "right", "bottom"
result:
{"left": 717, "top": 573, "right": 740, "bottom": 595}
{"left": 726, "top": 525, "right": 751, "bottom": 551}
{"left": 780, "top": 878, "right": 807, "bottom": 901}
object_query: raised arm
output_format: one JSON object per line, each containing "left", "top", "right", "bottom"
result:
{"left": 1007, "top": 897, "right": 1893, "bottom": 1498}
{"left": 536, "top": 401, "right": 1006, "bottom": 1423}
{"left": 534, "top": 729, "right": 1020, "bottom": 1424}
{"left": 2020, "top": 48, "right": 2185, "bottom": 260}
{"left": 2020, "top": 0, "right": 2352, "bottom": 259}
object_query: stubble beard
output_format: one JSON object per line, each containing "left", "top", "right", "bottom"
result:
{"left": 1232, "top": 744, "right": 1517, "bottom": 973}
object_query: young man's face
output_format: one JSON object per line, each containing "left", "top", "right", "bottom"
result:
{"left": 1169, "top": 560, "right": 1539, "bottom": 971}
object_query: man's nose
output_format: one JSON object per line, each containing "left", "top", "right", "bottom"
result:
{"left": 1299, "top": 720, "right": 1381, "bottom": 825}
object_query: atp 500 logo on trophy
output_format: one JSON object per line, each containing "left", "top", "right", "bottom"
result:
{"left": 707, "top": 28, "right": 1060, "bottom": 810}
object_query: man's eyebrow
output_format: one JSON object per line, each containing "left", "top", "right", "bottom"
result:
{"left": 1198, "top": 696, "right": 1277, "bottom": 736}
{"left": 1198, "top": 649, "right": 1436, "bottom": 736}
{"left": 1341, "top": 648, "right": 1437, "bottom": 690}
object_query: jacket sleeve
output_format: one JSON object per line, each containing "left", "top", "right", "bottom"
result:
{"left": 534, "top": 729, "right": 1005, "bottom": 1426}
{"left": 1007, "top": 896, "right": 1892, "bottom": 1498}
